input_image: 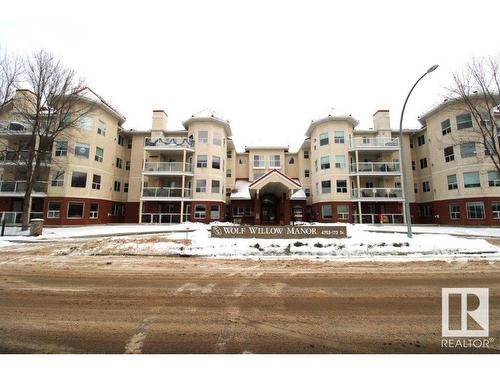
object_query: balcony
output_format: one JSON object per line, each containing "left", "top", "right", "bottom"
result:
{"left": 143, "top": 162, "right": 193, "bottom": 176}
{"left": 142, "top": 187, "right": 192, "bottom": 200}
{"left": 349, "top": 161, "right": 401, "bottom": 175}
{"left": 0, "top": 121, "right": 33, "bottom": 136}
{"left": 0, "top": 180, "right": 48, "bottom": 197}
{"left": 351, "top": 188, "right": 404, "bottom": 201}
{"left": 0, "top": 150, "right": 51, "bottom": 165}
{"left": 144, "top": 137, "right": 195, "bottom": 152}
{"left": 348, "top": 137, "right": 399, "bottom": 151}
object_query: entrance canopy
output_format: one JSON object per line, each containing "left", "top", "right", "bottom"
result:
{"left": 249, "top": 169, "right": 302, "bottom": 198}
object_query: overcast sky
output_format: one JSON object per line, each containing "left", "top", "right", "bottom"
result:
{"left": 1, "top": 0, "right": 499, "bottom": 151}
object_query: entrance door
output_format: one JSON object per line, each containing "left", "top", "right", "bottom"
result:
{"left": 261, "top": 194, "right": 278, "bottom": 224}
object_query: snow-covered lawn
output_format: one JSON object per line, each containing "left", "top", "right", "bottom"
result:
{"left": 15, "top": 222, "right": 495, "bottom": 261}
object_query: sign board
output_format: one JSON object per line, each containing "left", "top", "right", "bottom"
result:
{"left": 211, "top": 225, "right": 347, "bottom": 239}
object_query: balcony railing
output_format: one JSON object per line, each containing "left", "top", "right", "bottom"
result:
{"left": 145, "top": 137, "right": 195, "bottom": 150}
{"left": 351, "top": 188, "right": 403, "bottom": 199}
{"left": 0, "top": 150, "right": 51, "bottom": 164}
{"left": 0, "top": 121, "right": 33, "bottom": 135}
{"left": 142, "top": 187, "right": 192, "bottom": 198}
{"left": 143, "top": 162, "right": 193, "bottom": 173}
{"left": 353, "top": 213, "right": 404, "bottom": 224}
{"left": 349, "top": 161, "right": 401, "bottom": 173}
{"left": 349, "top": 137, "right": 399, "bottom": 149}
{"left": 141, "top": 213, "right": 191, "bottom": 224}
{"left": 0, "top": 180, "right": 48, "bottom": 194}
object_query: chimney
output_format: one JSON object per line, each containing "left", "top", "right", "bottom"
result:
{"left": 152, "top": 110, "right": 168, "bottom": 131}
{"left": 373, "top": 110, "right": 391, "bottom": 134}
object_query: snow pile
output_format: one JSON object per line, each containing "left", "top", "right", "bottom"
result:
{"left": 53, "top": 223, "right": 500, "bottom": 261}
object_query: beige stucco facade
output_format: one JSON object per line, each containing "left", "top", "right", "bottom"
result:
{"left": 1, "top": 89, "right": 499, "bottom": 225}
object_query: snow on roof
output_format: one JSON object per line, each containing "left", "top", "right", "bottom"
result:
{"left": 305, "top": 107, "right": 359, "bottom": 136}
{"left": 73, "top": 87, "right": 126, "bottom": 124}
{"left": 182, "top": 108, "right": 232, "bottom": 136}
{"left": 230, "top": 180, "right": 252, "bottom": 200}
{"left": 291, "top": 189, "right": 307, "bottom": 200}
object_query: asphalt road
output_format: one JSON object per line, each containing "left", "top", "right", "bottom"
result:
{"left": 0, "top": 240, "right": 499, "bottom": 353}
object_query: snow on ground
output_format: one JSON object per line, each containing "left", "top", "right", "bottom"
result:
{"left": 43, "top": 222, "right": 500, "bottom": 261}
{"left": 361, "top": 224, "right": 500, "bottom": 238}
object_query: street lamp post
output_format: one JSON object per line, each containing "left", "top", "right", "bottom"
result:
{"left": 399, "top": 64, "right": 439, "bottom": 238}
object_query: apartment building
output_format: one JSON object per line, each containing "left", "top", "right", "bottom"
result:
{"left": 1, "top": 88, "right": 499, "bottom": 226}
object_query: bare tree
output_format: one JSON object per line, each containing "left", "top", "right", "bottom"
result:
{"left": 10, "top": 50, "right": 94, "bottom": 229}
{"left": 447, "top": 56, "right": 500, "bottom": 173}
{"left": 0, "top": 47, "right": 22, "bottom": 107}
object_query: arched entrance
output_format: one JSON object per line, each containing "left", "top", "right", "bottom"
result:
{"left": 261, "top": 194, "right": 280, "bottom": 224}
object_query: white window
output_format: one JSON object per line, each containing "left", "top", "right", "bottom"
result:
{"left": 320, "top": 156, "right": 330, "bottom": 170}
{"left": 422, "top": 181, "right": 430, "bottom": 192}
{"left": 337, "top": 205, "right": 349, "bottom": 219}
{"left": 335, "top": 155, "right": 346, "bottom": 168}
{"left": 444, "top": 146, "right": 454, "bottom": 162}
{"left": 126, "top": 161, "right": 130, "bottom": 171}
{"left": 460, "top": 142, "right": 476, "bottom": 158}
{"left": 51, "top": 171, "right": 64, "bottom": 187}
{"left": 420, "top": 158, "right": 428, "bottom": 169}
{"left": 449, "top": 203, "right": 461, "bottom": 219}
{"left": 254, "top": 172, "right": 264, "bottom": 180}
{"left": 336, "top": 180, "right": 347, "bottom": 193}
{"left": 253, "top": 155, "right": 265, "bottom": 168}
{"left": 198, "top": 130, "right": 208, "bottom": 144}
{"left": 79, "top": 116, "right": 92, "bottom": 131}
{"left": 493, "top": 202, "right": 500, "bottom": 219}
{"left": 304, "top": 169, "right": 310, "bottom": 178}
{"left": 213, "top": 133, "right": 222, "bottom": 146}
{"left": 417, "top": 135, "right": 425, "bottom": 146}
{"left": 321, "top": 180, "right": 331, "bottom": 194}
{"left": 124, "top": 183, "right": 129, "bottom": 193}
{"left": 463, "top": 172, "right": 480, "bottom": 188}
{"left": 441, "top": 119, "right": 451, "bottom": 135}
{"left": 212, "top": 156, "right": 221, "bottom": 169}
{"left": 467, "top": 201, "right": 485, "bottom": 219}
{"left": 447, "top": 174, "right": 458, "bottom": 190}
{"left": 71, "top": 172, "right": 87, "bottom": 188}
{"left": 47, "top": 201, "right": 61, "bottom": 218}
{"left": 288, "top": 156, "right": 295, "bottom": 164}
{"left": 226, "top": 169, "right": 232, "bottom": 177}
{"left": 322, "top": 205, "right": 332, "bottom": 219}
{"left": 456, "top": 113, "right": 472, "bottom": 130}
{"left": 488, "top": 171, "right": 500, "bottom": 187}
{"left": 303, "top": 150, "right": 309, "bottom": 159}
{"left": 118, "top": 135, "right": 125, "bottom": 146}
{"left": 211, "top": 180, "right": 220, "bottom": 193}
{"left": 269, "top": 155, "right": 280, "bottom": 168}
{"left": 116, "top": 158, "right": 123, "bottom": 169}
{"left": 92, "top": 174, "right": 101, "bottom": 190}
{"left": 67, "top": 202, "right": 84, "bottom": 219}
{"left": 196, "top": 180, "right": 207, "bottom": 193}
{"left": 95, "top": 147, "right": 104, "bottom": 162}
{"left": 195, "top": 205, "right": 206, "bottom": 219}
{"left": 74, "top": 142, "right": 90, "bottom": 159}
{"left": 97, "top": 120, "right": 106, "bottom": 136}
{"left": 114, "top": 180, "right": 121, "bottom": 192}
{"left": 319, "top": 132, "right": 329, "bottom": 146}
{"left": 197, "top": 155, "right": 208, "bottom": 168}
{"left": 55, "top": 140, "right": 68, "bottom": 157}
{"left": 90, "top": 203, "right": 99, "bottom": 219}
{"left": 210, "top": 205, "right": 220, "bottom": 219}
{"left": 305, "top": 188, "right": 310, "bottom": 197}
{"left": 334, "top": 131, "right": 345, "bottom": 144}
{"left": 239, "top": 158, "right": 246, "bottom": 164}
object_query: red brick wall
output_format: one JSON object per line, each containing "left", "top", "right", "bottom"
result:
{"left": 311, "top": 201, "right": 353, "bottom": 223}
{"left": 43, "top": 197, "right": 127, "bottom": 225}
{"left": 189, "top": 201, "right": 226, "bottom": 224}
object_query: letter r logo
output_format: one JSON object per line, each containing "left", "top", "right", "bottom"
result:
{"left": 442, "top": 288, "right": 489, "bottom": 337}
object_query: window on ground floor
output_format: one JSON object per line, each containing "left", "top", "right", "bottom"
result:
{"left": 322, "top": 204, "right": 332, "bottom": 219}
{"left": 90, "top": 203, "right": 99, "bottom": 219}
{"left": 449, "top": 203, "right": 461, "bottom": 219}
{"left": 467, "top": 201, "right": 485, "bottom": 219}
{"left": 293, "top": 207, "right": 303, "bottom": 219}
{"left": 210, "top": 205, "right": 220, "bottom": 220}
{"left": 47, "top": 201, "right": 61, "bottom": 218}
{"left": 195, "top": 205, "right": 206, "bottom": 219}
{"left": 337, "top": 204, "right": 349, "bottom": 220}
{"left": 67, "top": 202, "right": 84, "bottom": 219}
{"left": 422, "top": 205, "right": 432, "bottom": 217}
{"left": 232, "top": 207, "right": 252, "bottom": 217}
{"left": 492, "top": 202, "right": 500, "bottom": 219}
